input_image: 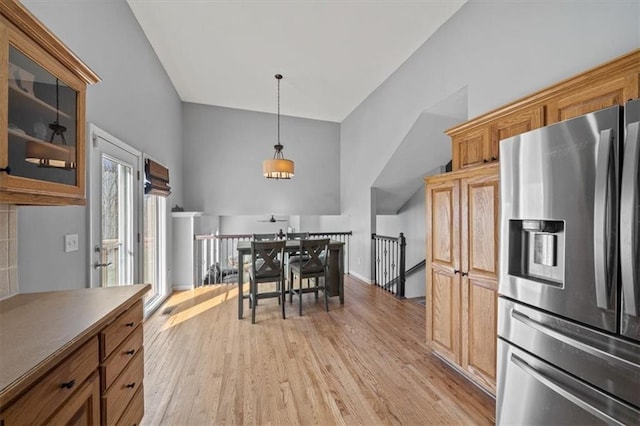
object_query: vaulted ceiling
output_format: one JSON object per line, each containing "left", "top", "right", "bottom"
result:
{"left": 127, "top": 0, "right": 466, "bottom": 123}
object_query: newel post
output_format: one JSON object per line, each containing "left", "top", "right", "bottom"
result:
{"left": 371, "top": 233, "right": 377, "bottom": 285}
{"left": 398, "top": 232, "right": 406, "bottom": 299}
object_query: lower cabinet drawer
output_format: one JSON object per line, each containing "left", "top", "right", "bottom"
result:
{"left": 115, "top": 385, "right": 144, "bottom": 426}
{"left": 1, "top": 337, "right": 99, "bottom": 424}
{"left": 100, "top": 325, "right": 143, "bottom": 391}
{"left": 100, "top": 300, "right": 143, "bottom": 360}
{"left": 45, "top": 371, "right": 100, "bottom": 425}
{"left": 101, "top": 348, "right": 144, "bottom": 426}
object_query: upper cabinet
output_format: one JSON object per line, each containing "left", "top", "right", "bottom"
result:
{"left": 451, "top": 105, "right": 544, "bottom": 170}
{"left": 0, "top": 1, "right": 99, "bottom": 205}
{"left": 447, "top": 49, "right": 639, "bottom": 172}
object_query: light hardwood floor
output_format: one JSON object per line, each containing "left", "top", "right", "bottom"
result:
{"left": 142, "top": 276, "right": 495, "bottom": 425}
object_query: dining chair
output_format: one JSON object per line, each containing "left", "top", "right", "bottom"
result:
{"left": 286, "top": 232, "right": 311, "bottom": 288}
{"left": 252, "top": 233, "right": 277, "bottom": 241}
{"left": 288, "top": 238, "right": 330, "bottom": 315}
{"left": 249, "top": 240, "right": 286, "bottom": 324}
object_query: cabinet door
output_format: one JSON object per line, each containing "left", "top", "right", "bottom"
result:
{"left": 548, "top": 76, "right": 634, "bottom": 124}
{"left": 0, "top": 11, "right": 92, "bottom": 205}
{"left": 425, "top": 178, "right": 461, "bottom": 364}
{"left": 490, "top": 106, "right": 544, "bottom": 162}
{"left": 460, "top": 170, "right": 499, "bottom": 393}
{"left": 452, "top": 127, "right": 490, "bottom": 171}
{"left": 46, "top": 373, "right": 100, "bottom": 426}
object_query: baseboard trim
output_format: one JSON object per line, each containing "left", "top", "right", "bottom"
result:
{"left": 348, "top": 271, "right": 373, "bottom": 284}
{"left": 172, "top": 285, "right": 194, "bottom": 291}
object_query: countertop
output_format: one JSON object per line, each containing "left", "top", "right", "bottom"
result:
{"left": 0, "top": 284, "right": 150, "bottom": 407}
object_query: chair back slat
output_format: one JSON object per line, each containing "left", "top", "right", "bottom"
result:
{"left": 298, "top": 238, "right": 329, "bottom": 274}
{"left": 251, "top": 240, "right": 285, "bottom": 280}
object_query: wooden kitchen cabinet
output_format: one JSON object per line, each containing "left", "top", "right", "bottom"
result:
{"left": 548, "top": 74, "right": 639, "bottom": 123}
{"left": 100, "top": 299, "right": 145, "bottom": 426}
{"left": 425, "top": 177, "right": 460, "bottom": 366}
{"left": 450, "top": 105, "right": 544, "bottom": 171}
{"left": 447, "top": 50, "right": 638, "bottom": 172}
{"left": 425, "top": 165, "right": 499, "bottom": 395}
{"left": 0, "top": 285, "right": 149, "bottom": 426}
{"left": 0, "top": 0, "right": 99, "bottom": 205}
{"left": 459, "top": 169, "right": 499, "bottom": 393}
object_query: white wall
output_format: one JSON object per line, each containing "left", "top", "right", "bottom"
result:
{"left": 182, "top": 103, "right": 340, "bottom": 216}
{"left": 341, "top": 0, "right": 640, "bottom": 281}
{"left": 18, "top": 1, "right": 182, "bottom": 292}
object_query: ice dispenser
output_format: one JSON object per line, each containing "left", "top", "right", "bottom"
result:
{"left": 508, "top": 219, "right": 565, "bottom": 287}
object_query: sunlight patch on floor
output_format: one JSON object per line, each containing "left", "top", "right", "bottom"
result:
{"left": 161, "top": 285, "right": 244, "bottom": 330}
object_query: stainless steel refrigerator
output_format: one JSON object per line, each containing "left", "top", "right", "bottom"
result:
{"left": 497, "top": 100, "right": 640, "bottom": 425}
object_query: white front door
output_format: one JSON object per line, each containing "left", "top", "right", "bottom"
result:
{"left": 89, "top": 125, "right": 142, "bottom": 288}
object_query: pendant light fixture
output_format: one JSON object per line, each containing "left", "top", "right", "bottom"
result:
{"left": 25, "top": 78, "right": 75, "bottom": 169}
{"left": 263, "top": 74, "right": 294, "bottom": 179}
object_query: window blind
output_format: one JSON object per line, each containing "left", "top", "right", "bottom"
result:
{"left": 144, "top": 158, "right": 171, "bottom": 197}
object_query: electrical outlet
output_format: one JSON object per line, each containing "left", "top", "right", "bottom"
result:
{"left": 64, "top": 234, "right": 79, "bottom": 252}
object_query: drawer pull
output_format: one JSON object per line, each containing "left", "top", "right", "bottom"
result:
{"left": 125, "top": 382, "right": 136, "bottom": 389}
{"left": 60, "top": 379, "right": 76, "bottom": 389}
{"left": 125, "top": 349, "right": 135, "bottom": 355}
{"left": 125, "top": 322, "right": 135, "bottom": 327}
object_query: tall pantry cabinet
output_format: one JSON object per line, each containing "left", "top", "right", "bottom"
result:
{"left": 425, "top": 165, "right": 499, "bottom": 394}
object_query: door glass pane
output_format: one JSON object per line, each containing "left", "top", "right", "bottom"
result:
{"left": 7, "top": 45, "right": 77, "bottom": 184}
{"left": 143, "top": 194, "right": 166, "bottom": 307}
{"left": 144, "top": 195, "right": 158, "bottom": 301}
{"left": 101, "top": 155, "right": 133, "bottom": 286}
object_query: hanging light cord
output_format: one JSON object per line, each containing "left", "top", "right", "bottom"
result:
{"left": 274, "top": 74, "right": 283, "bottom": 158}
{"left": 55, "top": 78, "right": 60, "bottom": 123}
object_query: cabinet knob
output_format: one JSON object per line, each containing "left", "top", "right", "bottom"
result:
{"left": 125, "top": 322, "right": 135, "bottom": 327}
{"left": 60, "top": 379, "right": 75, "bottom": 389}
{"left": 453, "top": 269, "right": 460, "bottom": 274}
{"left": 125, "top": 349, "right": 135, "bottom": 355}
{"left": 461, "top": 272, "right": 469, "bottom": 277}
{"left": 491, "top": 156, "right": 497, "bottom": 161}
{"left": 125, "top": 382, "right": 136, "bottom": 389}
{"left": 0, "top": 166, "right": 10, "bottom": 175}
{"left": 483, "top": 159, "right": 489, "bottom": 163}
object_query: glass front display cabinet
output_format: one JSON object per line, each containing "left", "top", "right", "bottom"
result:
{"left": 0, "top": 2, "right": 99, "bottom": 205}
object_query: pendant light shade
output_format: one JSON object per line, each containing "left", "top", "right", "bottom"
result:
{"left": 263, "top": 74, "right": 294, "bottom": 179}
{"left": 25, "top": 78, "right": 75, "bottom": 170}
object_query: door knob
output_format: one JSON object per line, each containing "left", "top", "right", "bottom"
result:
{"left": 94, "top": 261, "right": 112, "bottom": 269}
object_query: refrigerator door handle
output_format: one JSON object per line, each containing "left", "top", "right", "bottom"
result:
{"left": 510, "top": 353, "right": 626, "bottom": 426}
{"left": 594, "top": 128, "right": 616, "bottom": 310}
{"left": 510, "top": 309, "right": 637, "bottom": 368}
{"left": 621, "top": 121, "right": 639, "bottom": 317}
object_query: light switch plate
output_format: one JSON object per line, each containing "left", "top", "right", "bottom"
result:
{"left": 64, "top": 234, "right": 79, "bottom": 252}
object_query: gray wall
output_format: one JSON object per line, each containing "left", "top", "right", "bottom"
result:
{"left": 182, "top": 103, "right": 340, "bottom": 216}
{"left": 342, "top": 0, "right": 640, "bottom": 280}
{"left": 18, "top": 1, "right": 182, "bottom": 292}
{"left": 377, "top": 186, "right": 427, "bottom": 298}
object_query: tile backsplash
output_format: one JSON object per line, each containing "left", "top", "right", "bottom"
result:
{"left": 0, "top": 203, "right": 18, "bottom": 299}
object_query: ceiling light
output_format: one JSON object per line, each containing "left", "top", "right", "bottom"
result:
{"left": 263, "top": 74, "right": 294, "bottom": 179}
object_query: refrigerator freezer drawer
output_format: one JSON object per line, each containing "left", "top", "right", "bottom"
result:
{"left": 497, "top": 339, "right": 640, "bottom": 425}
{"left": 498, "top": 298, "right": 640, "bottom": 409}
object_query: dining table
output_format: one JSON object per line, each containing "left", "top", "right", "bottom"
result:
{"left": 236, "top": 239, "right": 345, "bottom": 319}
